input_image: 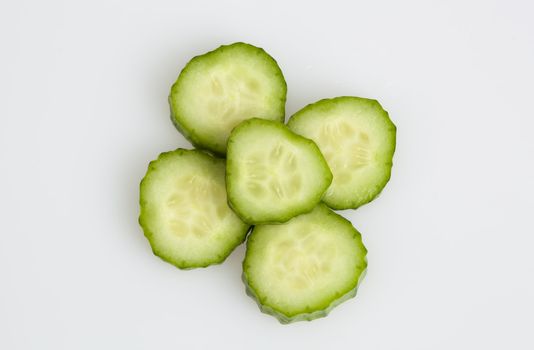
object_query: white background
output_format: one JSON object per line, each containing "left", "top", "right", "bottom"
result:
{"left": 1, "top": 0, "right": 533, "bottom": 349}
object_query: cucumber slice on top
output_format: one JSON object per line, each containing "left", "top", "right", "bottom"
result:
{"left": 288, "top": 97, "right": 396, "bottom": 210}
{"left": 139, "top": 149, "right": 250, "bottom": 269}
{"left": 226, "top": 118, "right": 332, "bottom": 224}
{"left": 243, "top": 204, "right": 368, "bottom": 323}
{"left": 169, "top": 42, "right": 287, "bottom": 155}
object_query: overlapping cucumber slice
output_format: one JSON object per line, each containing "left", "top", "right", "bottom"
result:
{"left": 288, "top": 97, "right": 396, "bottom": 209}
{"left": 139, "top": 149, "right": 250, "bottom": 269}
{"left": 226, "top": 118, "right": 332, "bottom": 224}
{"left": 243, "top": 204, "right": 368, "bottom": 323}
{"left": 169, "top": 42, "right": 287, "bottom": 155}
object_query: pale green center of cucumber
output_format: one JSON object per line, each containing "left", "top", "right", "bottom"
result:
{"left": 186, "top": 64, "right": 271, "bottom": 148}
{"left": 164, "top": 174, "right": 229, "bottom": 240}
{"left": 270, "top": 227, "right": 336, "bottom": 290}
{"left": 244, "top": 142, "right": 302, "bottom": 200}
{"left": 315, "top": 120, "right": 372, "bottom": 188}
{"left": 206, "top": 68, "right": 263, "bottom": 132}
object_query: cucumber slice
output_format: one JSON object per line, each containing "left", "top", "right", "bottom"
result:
{"left": 139, "top": 149, "right": 250, "bottom": 269}
{"left": 243, "top": 204, "right": 367, "bottom": 323}
{"left": 169, "top": 42, "right": 287, "bottom": 156}
{"left": 288, "top": 97, "right": 396, "bottom": 210}
{"left": 226, "top": 118, "right": 332, "bottom": 224}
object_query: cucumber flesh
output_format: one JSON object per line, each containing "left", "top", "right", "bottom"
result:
{"left": 169, "top": 42, "right": 287, "bottom": 155}
{"left": 139, "top": 149, "right": 250, "bottom": 269}
{"left": 243, "top": 204, "right": 367, "bottom": 323}
{"left": 288, "top": 97, "right": 396, "bottom": 210}
{"left": 226, "top": 118, "right": 332, "bottom": 224}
